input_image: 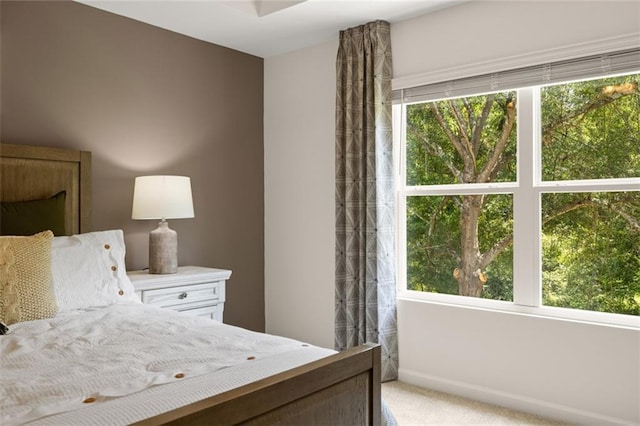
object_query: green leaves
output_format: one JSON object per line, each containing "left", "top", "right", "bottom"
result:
{"left": 541, "top": 75, "right": 640, "bottom": 181}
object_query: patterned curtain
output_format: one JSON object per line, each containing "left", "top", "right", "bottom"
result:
{"left": 335, "top": 20, "right": 397, "bottom": 382}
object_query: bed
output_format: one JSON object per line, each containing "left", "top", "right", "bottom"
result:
{"left": 0, "top": 143, "right": 383, "bottom": 425}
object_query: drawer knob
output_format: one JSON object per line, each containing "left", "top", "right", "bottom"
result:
{"left": 178, "top": 292, "right": 188, "bottom": 299}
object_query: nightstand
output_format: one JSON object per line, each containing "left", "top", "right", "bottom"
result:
{"left": 128, "top": 266, "right": 232, "bottom": 322}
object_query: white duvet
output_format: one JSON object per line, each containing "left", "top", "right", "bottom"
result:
{"left": 0, "top": 303, "right": 334, "bottom": 425}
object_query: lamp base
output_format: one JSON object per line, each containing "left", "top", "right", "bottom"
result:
{"left": 149, "top": 219, "right": 178, "bottom": 274}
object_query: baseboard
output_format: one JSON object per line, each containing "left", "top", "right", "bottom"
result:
{"left": 398, "top": 368, "right": 637, "bottom": 426}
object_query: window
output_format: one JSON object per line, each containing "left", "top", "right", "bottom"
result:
{"left": 393, "top": 49, "right": 640, "bottom": 325}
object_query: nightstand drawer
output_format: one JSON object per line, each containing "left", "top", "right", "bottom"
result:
{"left": 179, "top": 304, "right": 223, "bottom": 322}
{"left": 141, "top": 281, "right": 223, "bottom": 308}
{"left": 129, "top": 266, "right": 231, "bottom": 322}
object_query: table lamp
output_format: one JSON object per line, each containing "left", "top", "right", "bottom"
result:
{"left": 132, "top": 175, "right": 194, "bottom": 274}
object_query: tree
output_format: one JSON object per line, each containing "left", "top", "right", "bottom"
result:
{"left": 405, "top": 75, "right": 640, "bottom": 314}
{"left": 539, "top": 77, "right": 640, "bottom": 314}
{"left": 407, "top": 91, "right": 517, "bottom": 298}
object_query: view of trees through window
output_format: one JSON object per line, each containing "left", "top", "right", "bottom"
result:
{"left": 402, "top": 73, "right": 640, "bottom": 316}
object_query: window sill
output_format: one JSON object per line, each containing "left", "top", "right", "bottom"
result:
{"left": 397, "top": 290, "right": 640, "bottom": 330}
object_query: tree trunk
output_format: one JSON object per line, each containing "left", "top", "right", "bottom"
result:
{"left": 457, "top": 194, "right": 484, "bottom": 297}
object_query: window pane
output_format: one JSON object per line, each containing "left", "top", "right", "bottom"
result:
{"left": 405, "top": 92, "right": 517, "bottom": 186}
{"left": 541, "top": 74, "right": 640, "bottom": 181}
{"left": 406, "top": 194, "right": 513, "bottom": 301}
{"left": 542, "top": 191, "right": 640, "bottom": 315}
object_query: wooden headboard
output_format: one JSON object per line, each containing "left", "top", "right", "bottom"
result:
{"left": 0, "top": 143, "right": 92, "bottom": 235}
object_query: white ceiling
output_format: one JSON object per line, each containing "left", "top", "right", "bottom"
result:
{"left": 77, "top": 0, "right": 465, "bottom": 58}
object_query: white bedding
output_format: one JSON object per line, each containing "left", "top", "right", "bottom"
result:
{"left": 0, "top": 303, "right": 334, "bottom": 425}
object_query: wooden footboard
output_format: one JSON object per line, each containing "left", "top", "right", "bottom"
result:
{"left": 134, "top": 344, "right": 381, "bottom": 426}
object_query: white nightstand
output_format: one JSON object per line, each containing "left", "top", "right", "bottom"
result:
{"left": 128, "top": 266, "right": 232, "bottom": 322}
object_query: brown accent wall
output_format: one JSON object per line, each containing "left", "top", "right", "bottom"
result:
{"left": 0, "top": 0, "right": 265, "bottom": 331}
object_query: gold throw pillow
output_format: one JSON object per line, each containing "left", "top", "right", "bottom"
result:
{"left": 0, "top": 230, "right": 57, "bottom": 325}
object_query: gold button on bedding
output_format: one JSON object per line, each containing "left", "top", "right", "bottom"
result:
{"left": 175, "top": 373, "right": 185, "bottom": 379}
{"left": 247, "top": 356, "right": 256, "bottom": 360}
{"left": 104, "top": 244, "right": 111, "bottom": 250}
{"left": 118, "top": 290, "right": 124, "bottom": 296}
{"left": 111, "top": 265, "right": 117, "bottom": 271}
{"left": 83, "top": 397, "right": 96, "bottom": 403}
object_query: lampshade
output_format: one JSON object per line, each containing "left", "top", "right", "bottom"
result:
{"left": 132, "top": 175, "right": 194, "bottom": 220}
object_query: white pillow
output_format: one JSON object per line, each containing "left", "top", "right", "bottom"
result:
{"left": 51, "top": 230, "right": 140, "bottom": 312}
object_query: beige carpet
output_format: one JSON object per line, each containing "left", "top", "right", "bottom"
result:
{"left": 382, "top": 381, "right": 570, "bottom": 425}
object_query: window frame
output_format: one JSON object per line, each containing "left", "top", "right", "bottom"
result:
{"left": 394, "top": 79, "right": 640, "bottom": 329}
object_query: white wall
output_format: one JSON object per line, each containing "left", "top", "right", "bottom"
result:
{"left": 264, "top": 39, "right": 337, "bottom": 349}
{"left": 392, "top": 0, "right": 640, "bottom": 81}
{"left": 264, "top": 1, "right": 640, "bottom": 424}
{"left": 399, "top": 301, "right": 640, "bottom": 425}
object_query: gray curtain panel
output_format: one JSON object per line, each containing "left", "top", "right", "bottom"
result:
{"left": 335, "top": 20, "right": 398, "bottom": 382}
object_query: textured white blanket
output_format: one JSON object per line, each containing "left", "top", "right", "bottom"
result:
{"left": 0, "top": 304, "right": 333, "bottom": 425}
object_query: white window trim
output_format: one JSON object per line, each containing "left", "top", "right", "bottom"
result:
{"left": 393, "top": 37, "right": 640, "bottom": 330}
